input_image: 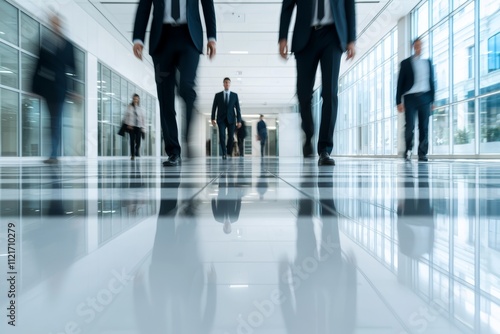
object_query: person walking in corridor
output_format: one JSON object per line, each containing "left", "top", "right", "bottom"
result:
{"left": 124, "top": 94, "right": 146, "bottom": 160}
{"left": 279, "top": 0, "right": 356, "bottom": 166}
{"left": 257, "top": 114, "right": 268, "bottom": 157}
{"left": 132, "top": 0, "right": 217, "bottom": 166}
{"left": 211, "top": 77, "right": 242, "bottom": 160}
{"left": 396, "top": 37, "right": 435, "bottom": 162}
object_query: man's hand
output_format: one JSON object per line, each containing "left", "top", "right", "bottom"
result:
{"left": 133, "top": 43, "right": 143, "bottom": 60}
{"left": 207, "top": 41, "right": 216, "bottom": 59}
{"left": 211, "top": 120, "right": 217, "bottom": 126}
{"left": 397, "top": 104, "right": 404, "bottom": 113}
{"left": 279, "top": 39, "right": 288, "bottom": 60}
{"left": 346, "top": 42, "right": 356, "bottom": 60}
{"left": 236, "top": 122, "right": 241, "bottom": 129}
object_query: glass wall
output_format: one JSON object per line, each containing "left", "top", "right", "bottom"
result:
{"left": 97, "top": 63, "right": 156, "bottom": 157}
{"left": 0, "top": 0, "right": 86, "bottom": 157}
{"left": 336, "top": 28, "right": 398, "bottom": 155}
{"left": 335, "top": 0, "right": 500, "bottom": 156}
{"left": 415, "top": 0, "right": 500, "bottom": 155}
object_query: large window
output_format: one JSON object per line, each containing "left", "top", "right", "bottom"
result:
{"left": 336, "top": 28, "right": 398, "bottom": 156}
{"left": 0, "top": 0, "right": 86, "bottom": 157}
{"left": 488, "top": 33, "right": 500, "bottom": 73}
{"left": 97, "top": 63, "right": 156, "bottom": 157}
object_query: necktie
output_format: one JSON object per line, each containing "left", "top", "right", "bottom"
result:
{"left": 172, "top": 0, "right": 180, "bottom": 21}
{"left": 317, "top": 0, "right": 324, "bottom": 21}
{"left": 225, "top": 92, "right": 229, "bottom": 105}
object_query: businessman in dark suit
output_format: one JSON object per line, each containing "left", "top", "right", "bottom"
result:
{"left": 279, "top": 0, "right": 356, "bottom": 166}
{"left": 32, "top": 13, "right": 76, "bottom": 164}
{"left": 211, "top": 77, "right": 242, "bottom": 159}
{"left": 396, "top": 37, "right": 435, "bottom": 162}
{"left": 132, "top": 0, "right": 217, "bottom": 166}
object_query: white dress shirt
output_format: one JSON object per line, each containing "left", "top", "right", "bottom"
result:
{"left": 312, "top": 0, "right": 334, "bottom": 26}
{"left": 406, "top": 56, "right": 431, "bottom": 95}
{"left": 164, "top": 0, "right": 187, "bottom": 24}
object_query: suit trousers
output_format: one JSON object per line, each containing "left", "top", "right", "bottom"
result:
{"left": 217, "top": 120, "right": 235, "bottom": 156}
{"left": 152, "top": 24, "right": 200, "bottom": 157}
{"left": 237, "top": 137, "right": 244, "bottom": 156}
{"left": 403, "top": 92, "right": 431, "bottom": 157}
{"left": 129, "top": 126, "right": 142, "bottom": 157}
{"left": 295, "top": 24, "right": 342, "bottom": 155}
{"left": 47, "top": 100, "right": 64, "bottom": 158}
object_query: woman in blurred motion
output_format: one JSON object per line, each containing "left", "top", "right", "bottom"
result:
{"left": 124, "top": 94, "right": 146, "bottom": 160}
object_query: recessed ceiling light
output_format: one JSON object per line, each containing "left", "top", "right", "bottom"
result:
{"left": 230, "top": 51, "right": 248, "bottom": 54}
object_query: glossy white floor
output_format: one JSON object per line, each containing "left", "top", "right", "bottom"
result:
{"left": 0, "top": 157, "right": 499, "bottom": 334}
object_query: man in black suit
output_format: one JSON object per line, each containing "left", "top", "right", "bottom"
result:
{"left": 132, "top": 0, "right": 217, "bottom": 166}
{"left": 396, "top": 37, "right": 435, "bottom": 162}
{"left": 32, "top": 13, "right": 76, "bottom": 164}
{"left": 211, "top": 78, "right": 242, "bottom": 159}
{"left": 279, "top": 0, "right": 356, "bottom": 166}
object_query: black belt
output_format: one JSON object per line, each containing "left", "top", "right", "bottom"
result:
{"left": 164, "top": 23, "right": 187, "bottom": 28}
{"left": 312, "top": 24, "right": 333, "bottom": 30}
{"left": 408, "top": 91, "right": 429, "bottom": 97}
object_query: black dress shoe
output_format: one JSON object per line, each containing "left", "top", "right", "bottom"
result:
{"left": 318, "top": 152, "right": 335, "bottom": 166}
{"left": 418, "top": 156, "right": 428, "bottom": 162}
{"left": 222, "top": 155, "right": 227, "bottom": 160}
{"left": 163, "top": 155, "right": 181, "bottom": 167}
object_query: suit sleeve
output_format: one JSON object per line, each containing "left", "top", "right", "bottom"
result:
{"left": 345, "top": 0, "right": 357, "bottom": 43}
{"left": 396, "top": 61, "right": 405, "bottom": 105}
{"left": 211, "top": 94, "right": 218, "bottom": 121}
{"left": 201, "top": 0, "right": 217, "bottom": 40}
{"left": 278, "top": 0, "right": 296, "bottom": 41}
{"left": 133, "top": 0, "right": 153, "bottom": 43}
{"left": 234, "top": 93, "right": 242, "bottom": 123}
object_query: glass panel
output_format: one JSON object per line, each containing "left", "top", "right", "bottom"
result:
{"left": 432, "top": 0, "right": 449, "bottom": 24}
{"left": 432, "top": 106, "right": 450, "bottom": 154}
{"left": 416, "top": 2, "right": 429, "bottom": 37}
{"left": 21, "top": 53, "right": 37, "bottom": 92}
{"left": 480, "top": 0, "right": 500, "bottom": 90}
{"left": 479, "top": 93, "right": 500, "bottom": 154}
{"left": 453, "top": 0, "right": 468, "bottom": 10}
{"left": 21, "top": 13, "right": 40, "bottom": 55}
{"left": 102, "top": 89, "right": 111, "bottom": 123}
{"left": 21, "top": 95, "right": 41, "bottom": 156}
{"left": 104, "top": 123, "right": 112, "bottom": 156}
{"left": 1, "top": 89, "right": 19, "bottom": 156}
{"left": 452, "top": 2, "right": 475, "bottom": 102}
{"left": 113, "top": 125, "right": 121, "bottom": 156}
{"left": 0, "top": 0, "right": 19, "bottom": 46}
{"left": 121, "top": 76, "right": 128, "bottom": 102}
{"left": 452, "top": 100, "right": 475, "bottom": 154}
{"left": 384, "top": 61, "right": 392, "bottom": 119}
{"left": 112, "top": 72, "right": 120, "bottom": 100}
{"left": 432, "top": 21, "right": 450, "bottom": 106}
{"left": 63, "top": 98, "right": 85, "bottom": 156}
{"left": 112, "top": 98, "right": 122, "bottom": 126}
{"left": 0, "top": 43, "right": 19, "bottom": 89}
{"left": 73, "top": 48, "right": 85, "bottom": 83}
{"left": 101, "top": 65, "right": 111, "bottom": 93}
{"left": 41, "top": 101, "right": 51, "bottom": 157}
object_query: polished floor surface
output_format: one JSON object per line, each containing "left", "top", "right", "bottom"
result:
{"left": 1, "top": 157, "right": 499, "bottom": 334}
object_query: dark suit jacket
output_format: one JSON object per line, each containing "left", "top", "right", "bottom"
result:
{"left": 32, "top": 35, "right": 75, "bottom": 103}
{"left": 211, "top": 91, "right": 242, "bottom": 124}
{"left": 279, "top": 0, "right": 356, "bottom": 52}
{"left": 133, "top": 0, "right": 217, "bottom": 55}
{"left": 396, "top": 57, "right": 436, "bottom": 105}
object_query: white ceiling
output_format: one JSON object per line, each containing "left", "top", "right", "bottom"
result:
{"left": 76, "top": 0, "right": 417, "bottom": 114}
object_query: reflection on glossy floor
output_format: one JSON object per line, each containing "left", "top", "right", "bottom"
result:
{"left": 1, "top": 157, "right": 499, "bottom": 334}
